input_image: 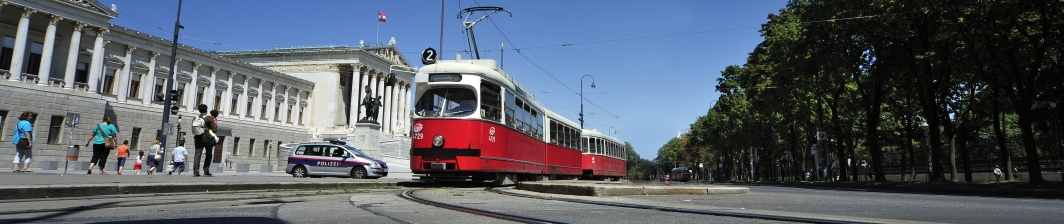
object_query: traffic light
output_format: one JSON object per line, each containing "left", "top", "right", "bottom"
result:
{"left": 169, "top": 90, "right": 180, "bottom": 115}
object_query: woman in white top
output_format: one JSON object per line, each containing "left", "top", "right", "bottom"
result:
{"left": 147, "top": 139, "right": 160, "bottom": 175}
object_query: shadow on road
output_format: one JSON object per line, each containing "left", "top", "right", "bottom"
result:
{"left": 0, "top": 201, "right": 121, "bottom": 224}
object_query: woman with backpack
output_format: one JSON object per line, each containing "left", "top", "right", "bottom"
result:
{"left": 86, "top": 115, "right": 118, "bottom": 175}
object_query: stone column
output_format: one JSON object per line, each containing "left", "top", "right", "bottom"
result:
{"left": 294, "top": 90, "right": 303, "bottom": 126}
{"left": 383, "top": 81, "right": 392, "bottom": 134}
{"left": 286, "top": 87, "right": 294, "bottom": 124}
{"left": 63, "top": 22, "right": 85, "bottom": 89}
{"left": 142, "top": 52, "right": 158, "bottom": 104}
{"left": 268, "top": 84, "right": 277, "bottom": 121}
{"left": 374, "top": 72, "right": 384, "bottom": 125}
{"left": 117, "top": 46, "right": 135, "bottom": 102}
{"left": 223, "top": 72, "right": 234, "bottom": 116}
{"left": 357, "top": 69, "right": 369, "bottom": 121}
{"left": 186, "top": 63, "right": 200, "bottom": 111}
{"left": 8, "top": 9, "right": 36, "bottom": 81}
{"left": 238, "top": 76, "right": 249, "bottom": 119}
{"left": 348, "top": 70, "right": 358, "bottom": 126}
{"left": 38, "top": 15, "right": 60, "bottom": 85}
{"left": 254, "top": 80, "right": 263, "bottom": 120}
{"left": 86, "top": 28, "right": 107, "bottom": 91}
{"left": 405, "top": 83, "right": 412, "bottom": 134}
{"left": 206, "top": 67, "right": 218, "bottom": 110}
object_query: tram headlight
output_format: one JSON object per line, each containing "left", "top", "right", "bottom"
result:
{"left": 432, "top": 134, "right": 445, "bottom": 148}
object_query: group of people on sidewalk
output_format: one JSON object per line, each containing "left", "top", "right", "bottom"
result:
{"left": 10, "top": 104, "right": 220, "bottom": 177}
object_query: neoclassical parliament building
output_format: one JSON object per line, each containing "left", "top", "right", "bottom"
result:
{"left": 0, "top": 0, "right": 415, "bottom": 172}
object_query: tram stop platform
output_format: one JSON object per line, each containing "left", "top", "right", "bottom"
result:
{"left": 517, "top": 180, "right": 749, "bottom": 196}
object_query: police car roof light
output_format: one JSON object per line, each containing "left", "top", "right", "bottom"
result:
{"left": 329, "top": 140, "right": 347, "bottom": 145}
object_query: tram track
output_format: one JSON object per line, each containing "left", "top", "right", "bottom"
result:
{"left": 399, "top": 189, "right": 567, "bottom": 224}
{"left": 487, "top": 187, "right": 878, "bottom": 224}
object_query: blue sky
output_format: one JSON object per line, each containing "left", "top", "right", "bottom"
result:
{"left": 100, "top": 0, "right": 789, "bottom": 160}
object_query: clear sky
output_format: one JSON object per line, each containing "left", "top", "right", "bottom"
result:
{"left": 100, "top": 0, "right": 789, "bottom": 160}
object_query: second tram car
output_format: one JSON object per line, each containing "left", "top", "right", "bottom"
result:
{"left": 409, "top": 58, "right": 623, "bottom": 184}
{"left": 580, "top": 129, "right": 627, "bottom": 181}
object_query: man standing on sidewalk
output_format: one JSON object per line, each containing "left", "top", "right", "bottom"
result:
{"left": 191, "top": 104, "right": 217, "bottom": 177}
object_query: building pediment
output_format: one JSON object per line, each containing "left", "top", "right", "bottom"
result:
{"left": 59, "top": 0, "right": 118, "bottom": 18}
{"left": 365, "top": 47, "right": 411, "bottom": 67}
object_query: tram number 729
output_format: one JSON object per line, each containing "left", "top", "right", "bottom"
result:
{"left": 413, "top": 133, "right": 424, "bottom": 140}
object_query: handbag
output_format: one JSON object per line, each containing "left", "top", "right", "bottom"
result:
{"left": 15, "top": 123, "right": 30, "bottom": 149}
{"left": 95, "top": 124, "right": 117, "bottom": 148}
{"left": 200, "top": 129, "right": 218, "bottom": 147}
{"left": 154, "top": 151, "right": 162, "bottom": 161}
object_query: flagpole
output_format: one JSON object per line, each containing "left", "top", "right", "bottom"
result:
{"left": 376, "top": 11, "right": 380, "bottom": 45}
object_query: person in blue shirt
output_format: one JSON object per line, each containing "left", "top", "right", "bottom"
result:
{"left": 12, "top": 111, "right": 34, "bottom": 172}
{"left": 85, "top": 115, "right": 118, "bottom": 175}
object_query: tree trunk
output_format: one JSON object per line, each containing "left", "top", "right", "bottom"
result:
{"left": 992, "top": 90, "right": 1012, "bottom": 181}
{"left": 960, "top": 127, "right": 973, "bottom": 182}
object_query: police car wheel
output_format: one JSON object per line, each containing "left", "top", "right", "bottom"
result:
{"left": 292, "top": 166, "right": 307, "bottom": 178}
{"left": 351, "top": 167, "right": 367, "bottom": 179}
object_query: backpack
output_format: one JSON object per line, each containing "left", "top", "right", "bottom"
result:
{"left": 192, "top": 114, "right": 206, "bottom": 135}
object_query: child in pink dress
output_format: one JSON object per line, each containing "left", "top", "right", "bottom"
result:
{"left": 133, "top": 151, "right": 143, "bottom": 175}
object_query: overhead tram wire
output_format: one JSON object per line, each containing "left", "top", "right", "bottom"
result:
{"left": 469, "top": 0, "right": 619, "bottom": 119}
{"left": 402, "top": 9, "right": 920, "bottom": 56}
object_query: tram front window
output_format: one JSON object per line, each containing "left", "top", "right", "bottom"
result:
{"left": 415, "top": 88, "right": 478, "bottom": 117}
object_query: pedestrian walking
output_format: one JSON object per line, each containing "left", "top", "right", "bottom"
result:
{"left": 1012, "top": 167, "right": 1019, "bottom": 180}
{"left": 86, "top": 115, "right": 118, "bottom": 175}
{"left": 12, "top": 111, "right": 35, "bottom": 172}
{"left": 190, "top": 104, "right": 217, "bottom": 177}
{"left": 147, "top": 139, "right": 160, "bottom": 175}
{"left": 862, "top": 160, "right": 872, "bottom": 181}
{"left": 993, "top": 165, "right": 1002, "bottom": 182}
{"left": 114, "top": 140, "right": 130, "bottom": 175}
{"left": 169, "top": 143, "right": 188, "bottom": 175}
{"left": 134, "top": 151, "right": 143, "bottom": 175}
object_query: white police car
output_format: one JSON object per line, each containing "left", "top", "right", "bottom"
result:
{"left": 284, "top": 140, "right": 388, "bottom": 179}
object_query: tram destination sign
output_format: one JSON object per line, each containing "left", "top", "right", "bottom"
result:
{"left": 421, "top": 48, "right": 437, "bottom": 65}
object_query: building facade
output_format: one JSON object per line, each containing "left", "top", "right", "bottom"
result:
{"left": 0, "top": 0, "right": 405, "bottom": 172}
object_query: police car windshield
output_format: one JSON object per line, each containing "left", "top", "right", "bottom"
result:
{"left": 342, "top": 145, "right": 370, "bottom": 158}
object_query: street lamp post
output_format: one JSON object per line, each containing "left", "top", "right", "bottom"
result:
{"left": 156, "top": 0, "right": 185, "bottom": 172}
{"left": 579, "top": 75, "right": 596, "bottom": 129}
{"left": 1050, "top": 101, "right": 1062, "bottom": 181}
{"left": 981, "top": 132, "right": 990, "bottom": 181}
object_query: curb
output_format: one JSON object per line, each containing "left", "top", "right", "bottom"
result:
{"left": 517, "top": 182, "right": 749, "bottom": 196}
{"left": 0, "top": 182, "right": 398, "bottom": 200}
{"left": 718, "top": 182, "right": 1064, "bottom": 199}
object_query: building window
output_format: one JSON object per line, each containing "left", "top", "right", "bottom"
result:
{"left": 153, "top": 78, "right": 166, "bottom": 102}
{"left": 232, "top": 137, "right": 240, "bottom": 156}
{"left": 176, "top": 83, "right": 186, "bottom": 103}
{"left": 195, "top": 86, "right": 206, "bottom": 107}
{"left": 260, "top": 101, "right": 267, "bottom": 119}
{"left": 102, "top": 68, "right": 118, "bottom": 94}
{"left": 287, "top": 106, "right": 293, "bottom": 124}
{"left": 246, "top": 96, "right": 254, "bottom": 116}
{"left": 214, "top": 91, "right": 223, "bottom": 112}
{"left": 0, "top": 36, "right": 14, "bottom": 69}
{"left": 274, "top": 103, "right": 281, "bottom": 121}
{"left": 249, "top": 138, "right": 256, "bottom": 156}
{"left": 264, "top": 140, "right": 271, "bottom": 157}
{"left": 47, "top": 116, "right": 63, "bottom": 144}
{"left": 75, "top": 63, "right": 88, "bottom": 83}
{"left": 26, "top": 42, "right": 43, "bottom": 75}
{"left": 130, "top": 128, "right": 141, "bottom": 150}
{"left": 230, "top": 93, "right": 239, "bottom": 115}
{"left": 298, "top": 107, "right": 305, "bottom": 125}
{"left": 129, "top": 74, "right": 142, "bottom": 98}
{"left": 0, "top": 110, "right": 7, "bottom": 141}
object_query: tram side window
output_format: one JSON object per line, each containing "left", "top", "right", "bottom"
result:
{"left": 480, "top": 81, "right": 502, "bottom": 122}
{"left": 505, "top": 92, "right": 516, "bottom": 127}
{"left": 549, "top": 121, "right": 558, "bottom": 144}
{"left": 530, "top": 110, "right": 541, "bottom": 139}
{"left": 583, "top": 136, "right": 591, "bottom": 151}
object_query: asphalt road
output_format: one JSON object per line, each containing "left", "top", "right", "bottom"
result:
{"left": 617, "top": 185, "right": 1064, "bottom": 223}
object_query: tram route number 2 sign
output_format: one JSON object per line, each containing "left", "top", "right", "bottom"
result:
{"left": 421, "top": 48, "right": 437, "bottom": 65}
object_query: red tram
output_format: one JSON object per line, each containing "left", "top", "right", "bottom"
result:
{"left": 580, "top": 129, "right": 627, "bottom": 181}
{"left": 409, "top": 58, "right": 625, "bottom": 185}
